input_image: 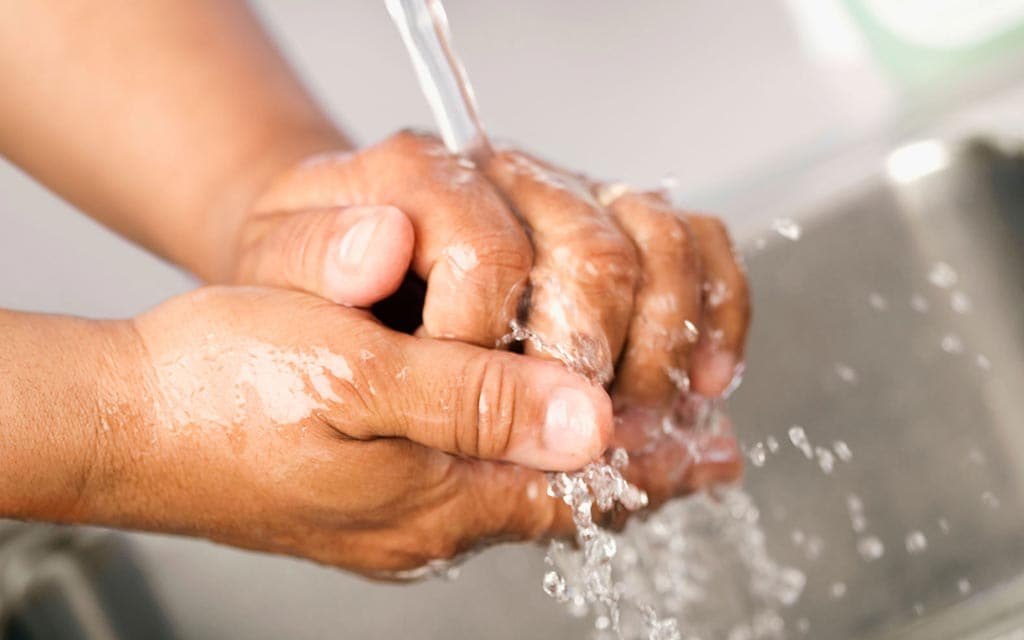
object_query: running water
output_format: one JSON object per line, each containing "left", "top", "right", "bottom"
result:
{"left": 386, "top": 2, "right": 805, "bottom": 637}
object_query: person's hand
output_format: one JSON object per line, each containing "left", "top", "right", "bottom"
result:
{"left": 88, "top": 286, "right": 614, "bottom": 576}
{"left": 222, "top": 130, "right": 749, "bottom": 500}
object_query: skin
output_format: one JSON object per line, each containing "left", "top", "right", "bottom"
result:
{"left": 0, "top": 1, "right": 749, "bottom": 576}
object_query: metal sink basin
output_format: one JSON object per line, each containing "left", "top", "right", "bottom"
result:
{"left": 2, "top": 138, "right": 1022, "bottom": 640}
{"left": 732, "top": 138, "right": 1024, "bottom": 639}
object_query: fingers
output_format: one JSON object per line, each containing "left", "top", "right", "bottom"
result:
{"left": 247, "top": 131, "right": 533, "bottom": 347}
{"left": 361, "top": 131, "right": 533, "bottom": 346}
{"left": 604, "top": 190, "right": 702, "bottom": 408}
{"left": 343, "top": 320, "right": 613, "bottom": 471}
{"left": 685, "top": 214, "right": 750, "bottom": 396}
{"left": 483, "top": 149, "right": 638, "bottom": 384}
{"left": 235, "top": 204, "right": 414, "bottom": 307}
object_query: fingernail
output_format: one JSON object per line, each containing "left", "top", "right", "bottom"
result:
{"left": 337, "top": 215, "right": 381, "bottom": 271}
{"left": 703, "top": 352, "right": 739, "bottom": 398}
{"left": 543, "top": 387, "right": 598, "bottom": 457}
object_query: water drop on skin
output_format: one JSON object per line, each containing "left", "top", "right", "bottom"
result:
{"left": 910, "top": 293, "right": 930, "bottom": 313}
{"left": 868, "top": 292, "right": 888, "bottom": 311}
{"left": 765, "top": 436, "right": 780, "bottom": 453}
{"left": 958, "top": 579, "right": 972, "bottom": 595}
{"left": 976, "top": 354, "right": 992, "bottom": 371}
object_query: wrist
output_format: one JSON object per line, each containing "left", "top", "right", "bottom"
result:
{"left": 0, "top": 314, "right": 149, "bottom": 524}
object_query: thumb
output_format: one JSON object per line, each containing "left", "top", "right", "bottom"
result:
{"left": 239, "top": 205, "right": 414, "bottom": 307}
{"left": 362, "top": 332, "right": 613, "bottom": 471}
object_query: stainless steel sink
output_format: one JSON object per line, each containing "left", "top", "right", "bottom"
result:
{"left": 731, "top": 137, "right": 1024, "bottom": 639}
{"left": 2, "top": 138, "right": 1022, "bottom": 640}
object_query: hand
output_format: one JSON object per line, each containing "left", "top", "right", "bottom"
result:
{"left": 90, "top": 286, "right": 613, "bottom": 576}
{"left": 224, "top": 131, "right": 749, "bottom": 500}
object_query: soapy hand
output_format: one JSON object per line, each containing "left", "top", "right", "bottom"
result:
{"left": 228, "top": 130, "right": 749, "bottom": 402}
{"left": 224, "top": 131, "right": 749, "bottom": 500}
{"left": 106, "top": 286, "right": 609, "bottom": 575}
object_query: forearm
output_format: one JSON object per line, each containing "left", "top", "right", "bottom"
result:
{"left": 0, "top": 309, "right": 143, "bottom": 523}
{"left": 0, "top": 1, "right": 350, "bottom": 281}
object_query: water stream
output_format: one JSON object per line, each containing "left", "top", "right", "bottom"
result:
{"left": 385, "top": 2, "right": 807, "bottom": 638}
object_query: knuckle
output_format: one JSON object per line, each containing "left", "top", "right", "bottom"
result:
{"left": 463, "top": 354, "right": 518, "bottom": 460}
{"left": 463, "top": 226, "right": 534, "bottom": 280}
{"left": 568, "top": 233, "right": 639, "bottom": 289}
{"left": 388, "top": 128, "right": 445, "bottom": 157}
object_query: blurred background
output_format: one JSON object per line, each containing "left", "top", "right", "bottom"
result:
{"left": 2, "top": 1, "right": 1024, "bottom": 638}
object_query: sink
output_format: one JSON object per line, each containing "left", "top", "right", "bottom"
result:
{"left": 731, "top": 137, "right": 1024, "bottom": 639}
{"left": 2, "top": 138, "right": 1022, "bottom": 640}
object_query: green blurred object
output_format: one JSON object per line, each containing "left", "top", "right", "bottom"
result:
{"left": 843, "top": 0, "right": 1024, "bottom": 91}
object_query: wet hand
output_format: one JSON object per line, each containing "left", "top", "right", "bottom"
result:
{"left": 107, "top": 286, "right": 611, "bottom": 575}
{"left": 224, "top": 130, "right": 750, "bottom": 501}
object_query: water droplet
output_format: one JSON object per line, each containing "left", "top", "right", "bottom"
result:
{"left": 857, "top": 536, "right": 885, "bottom": 560}
{"left": 666, "top": 366, "right": 691, "bottom": 392}
{"left": 834, "top": 363, "right": 859, "bottom": 384}
{"left": 847, "top": 494, "right": 867, "bottom": 533}
{"left": 542, "top": 570, "right": 567, "bottom": 600}
{"left": 749, "top": 442, "right": 767, "bottom": 467}
{"left": 913, "top": 602, "right": 925, "bottom": 616}
{"left": 938, "top": 517, "right": 951, "bottom": 534}
{"left": 958, "top": 578, "right": 972, "bottom": 595}
{"left": 941, "top": 334, "right": 964, "bottom": 354}
{"left": 772, "top": 218, "right": 802, "bottom": 241}
{"left": 905, "top": 530, "right": 928, "bottom": 554}
{"left": 976, "top": 354, "right": 992, "bottom": 371}
{"left": 776, "top": 567, "right": 807, "bottom": 606}
{"left": 594, "top": 615, "right": 611, "bottom": 631}
{"left": 788, "top": 425, "right": 813, "bottom": 459}
{"left": 609, "top": 447, "right": 629, "bottom": 469}
{"left": 815, "top": 446, "right": 836, "bottom": 474}
{"left": 765, "top": 436, "right": 780, "bottom": 453}
{"left": 830, "top": 582, "right": 847, "bottom": 598}
{"left": 804, "top": 535, "right": 824, "bottom": 561}
{"left": 833, "top": 440, "right": 853, "bottom": 462}
{"left": 910, "top": 293, "right": 930, "bottom": 313}
{"left": 868, "top": 292, "right": 888, "bottom": 311}
{"left": 796, "top": 618, "right": 810, "bottom": 634}
{"left": 950, "top": 291, "right": 972, "bottom": 314}
{"left": 928, "top": 262, "right": 958, "bottom": 289}
{"left": 982, "top": 491, "right": 1001, "bottom": 509}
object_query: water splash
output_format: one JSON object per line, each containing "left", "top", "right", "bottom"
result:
{"left": 543, "top": 402, "right": 804, "bottom": 640}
